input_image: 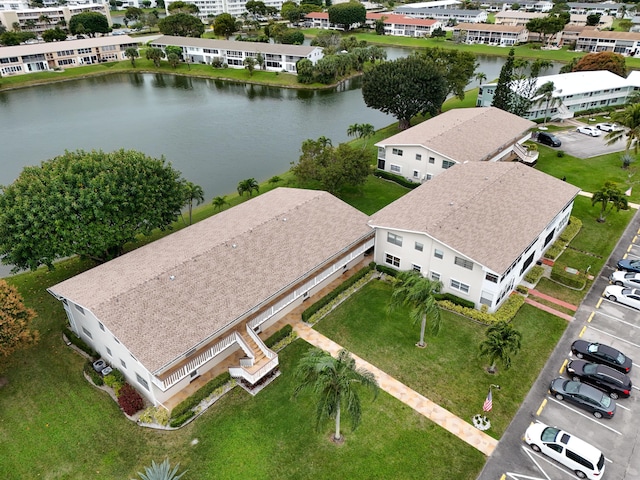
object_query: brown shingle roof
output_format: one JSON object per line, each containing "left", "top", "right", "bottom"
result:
{"left": 375, "top": 107, "right": 536, "bottom": 163}
{"left": 579, "top": 30, "right": 640, "bottom": 40}
{"left": 369, "top": 162, "right": 580, "bottom": 274}
{"left": 49, "top": 188, "right": 372, "bottom": 372}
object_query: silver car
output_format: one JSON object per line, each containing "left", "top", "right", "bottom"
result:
{"left": 609, "top": 270, "right": 640, "bottom": 288}
{"left": 604, "top": 285, "right": 640, "bottom": 309}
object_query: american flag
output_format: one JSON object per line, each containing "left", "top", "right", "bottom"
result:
{"left": 483, "top": 389, "right": 493, "bottom": 412}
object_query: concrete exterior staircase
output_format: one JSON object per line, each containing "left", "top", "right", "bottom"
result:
{"left": 238, "top": 330, "right": 270, "bottom": 374}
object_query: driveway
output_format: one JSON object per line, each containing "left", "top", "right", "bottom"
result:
{"left": 543, "top": 122, "right": 626, "bottom": 159}
{"left": 477, "top": 208, "right": 640, "bottom": 480}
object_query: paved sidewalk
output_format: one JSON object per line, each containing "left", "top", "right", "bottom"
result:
{"left": 578, "top": 190, "right": 640, "bottom": 209}
{"left": 294, "top": 322, "right": 498, "bottom": 457}
{"left": 528, "top": 289, "right": 577, "bottom": 311}
{"left": 523, "top": 297, "right": 574, "bottom": 321}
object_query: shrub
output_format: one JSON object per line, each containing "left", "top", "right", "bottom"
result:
{"left": 301, "top": 264, "right": 374, "bottom": 322}
{"left": 170, "top": 371, "right": 232, "bottom": 419}
{"left": 64, "top": 327, "right": 98, "bottom": 358}
{"left": 439, "top": 294, "right": 525, "bottom": 325}
{"left": 264, "top": 324, "right": 293, "bottom": 348}
{"left": 211, "top": 57, "right": 224, "bottom": 68}
{"left": 544, "top": 242, "right": 563, "bottom": 260}
{"left": 516, "top": 285, "right": 529, "bottom": 295}
{"left": 556, "top": 150, "right": 565, "bottom": 158}
{"left": 550, "top": 269, "right": 586, "bottom": 290}
{"left": 559, "top": 216, "right": 582, "bottom": 244}
{"left": 117, "top": 383, "right": 144, "bottom": 415}
{"left": 375, "top": 264, "right": 399, "bottom": 277}
{"left": 433, "top": 292, "right": 475, "bottom": 309}
{"left": 169, "top": 410, "right": 195, "bottom": 428}
{"left": 373, "top": 170, "right": 421, "bottom": 189}
{"left": 83, "top": 360, "right": 104, "bottom": 386}
{"left": 103, "top": 369, "right": 125, "bottom": 392}
{"left": 139, "top": 406, "right": 170, "bottom": 426}
{"left": 524, "top": 265, "right": 545, "bottom": 284}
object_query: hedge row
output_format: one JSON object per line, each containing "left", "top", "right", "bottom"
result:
{"left": 550, "top": 269, "right": 586, "bottom": 290}
{"left": 439, "top": 294, "right": 525, "bottom": 325}
{"left": 544, "top": 216, "right": 582, "bottom": 260}
{"left": 64, "top": 327, "right": 98, "bottom": 359}
{"left": 301, "top": 263, "right": 375, "bottom": 322}
{"left": 375, "top": 264, "right": 398, "bottom": 277}
{"left": 170, "top": 371, "right": 232, "bottom": 420}
{"left": 264, "top": 324, "right": 293, "bottom": 348}
{"left": 524, "top": 265, "right": 545, "bottom": 284}
{"left": 433, "top": 292, "right": 475, "bottom": 309}
{"left": 373, "top": 170, "right": 421, "bottom": 189}
{"left": 169, "top": 410, "right": 195, "bottom": 428}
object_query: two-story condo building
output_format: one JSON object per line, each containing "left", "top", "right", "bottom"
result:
{"left": 576, "top": 30, "right": 640, "bottom": 55}
{"left": 164, "top": 0, "right": 285, "bottom": 19}
{"left": 369, "top": 162, "right": 580, "bottom": 312}
{"left": 394, "top": 6, "right": 487, "bottom": 23}
{"left": 375, "top": 107, "right": 536, "bottom": 182}
{"left": 452, "top": 22, "right": 529, "bottom": 46}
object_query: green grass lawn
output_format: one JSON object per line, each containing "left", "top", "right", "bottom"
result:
{"left": 314, "top": 280, "right": 568, "bottom": 439}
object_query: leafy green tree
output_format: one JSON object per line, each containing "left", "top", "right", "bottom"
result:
{"left": 296, "top": 58, "right": 315, "bottom": 84}
{"left": 124, "top": 6, "right": 143, "bottom": 23}
{"left": 573, "top": 51, "right": 626, "bottom": 77}
{"left": 167, "top": 52, "right": 180, "bottom": 68}
{"left": 0, "top": 31, "right": 35, "bottom": 46}
{"left": 237, "top": 178, "right": 260, "bottom": 197}
{"left": 42, "top": 27, "right": 67, "bottom": 42}
{"left": 418, "top": 47, "right": 476, "bottom": 100}
{"left": 328, "top": 2, "right": 366, "bottom": 31}
{"left": 607, "top": 103, "right": 640, "bottom": 160}
{"left": 256, "top": 52, "right": 264, "bottom": 70}
{"left": 586, "top": 13, "right": 601, "bottom": 26}
{"left": 69, "top": 12, "right": 110, "bottom": 37}
{"left": 279, "top": 29, "right": 304, "bottom": 44}
{"left": 389, "top": 270, "right": 442, "bottom": 348}
{"left": 38, "top": 14, "right": 51, "bottom": 25}
{"left": 478, "top": 321, "right": 522, "bottom": 373}
{"left": 246, "top": 0, "right": 267, "bottom": 16}
{"left": 213, "top": 13, "right": 238, "bottom": 39}
{"left": 182, "top": 181, "right": 204, "bottom": 225}
{"left": 0, "top": 149, "right": 187, "bottom": 270}
{"left": 132, "top": 458, "right": 186, "bottom": 480}
{"left": 125, "top": 47, "right": 139, "bottom": 67}
{"left": 164, "top": 45, "right": 182, "bottom": 60}
{"left": 211, "top": 195, "right": 229, "bottom": 211}
{"left": 591, "top": 181, "right": 629, "bottom": 223}
{"left": 367, "top": 45, "right": 386, "bottom": 63}
{"left": 511, "top": 2, "right": 520, "bottom": 10}
{"left": 526, "top": 14, "right": 566, "bottom": 46}
{"left": 374, "top": 18, "right": 385, "bottom": 35}
{"left": 431, "top": 26, "right": 446, "bottom": 39}
{"left": 293, "top": 348, "right": 379, "bottom": 442}
{"left": 362, "top": 56, "right": 447, "bottom": 130}
{"left": 492, "top": 47, "right": 515, "bottom": 113}
{"left": 244, "top": 56, "right": 257, "bottom": 75}
{"left": 167, "top": 1, "right": 199, "bottom": 14}
{"left": 146, "top": 47, "right": 165, "bottom": 67}
{"left": 281, "top": 1, "right": 302, "bottom": 23}
{"left": 291, "top": 137, "right": 370, "bottom": 193}
{"left": 0, "top": 279, "right": 38, "bottom": 358}
{"left": 158, "top": 13, "right": 204, "bottom": 37}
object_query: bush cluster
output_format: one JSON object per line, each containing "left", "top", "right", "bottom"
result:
{"left": 375, "top": 264, "right": 398, "bottom": 277}
{"left": 433, "top": 292, "right": 475, "bottom": 309}
{"left": 516, "top": 285, "right": 529, "bottom": 295}
{"left": 544, "top": 216, "right": 582, "bottom": 260}
{"left": 301, "top": 263, "right": 374, "bottom": 322}
{"left": 65, "top": 327, "right": 97, "bottom": 358}
{"left": 373, "top": 170, "right": 421, "bottom": 189}
{"left": 524, "top": 265, "right": 545, "bottom": 284}
{"left": 117, "top": 383, "right": 145, "bottom": 416}
{"left": 104, "top": 368, "right": 126, "bottom": 395}
{"left": 439, "top": 294, "right": 525, "bottom": 325}
{"left": 264, "top": 324, "right": 293, "bottom": 348}
{"left": 550, "top": 269, "right": 586, "bottom": 290}
{"left": 138, "top": 406, "right": 170, "bottom": 426}
{"left": 170, "top": 371, "right": 232, "bottom": 421}
{"left": 169, "top": 410, "right": 195, "bottom": 428}
{"left": 83, "top": 360, "right": 104, "bottom": 386}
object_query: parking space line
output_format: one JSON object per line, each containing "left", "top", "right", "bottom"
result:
{"left": 634, "top": 235, "right": 638, "bottom": 243}
{"left": 624, "top": 252, "right": 640, "bottom": 260}
{"left": 520, "top": 445, "right": 571, "bottom": 480}
{"left": 499, "top": 475, "right": 505, "bottom": 480}
{"left": 588, "top": 325, "right": 640, "bottom": 350}
{"left": 592, "top": 310, "right": 640, "bottom": 330}
{"left": 578, "top": 325, "right": 586, "bottom": 338}
{"left": 629, "top": 245, "right": 634, "bottom": 253}
{"left": 617, "top": 403, "right": 631, "bottom": 412}
{"left": 600, "top": 297, "right": 640, "bottom": 314}
{"left": 547, "top": 397, "right": 622, "bottom": 435}
{"left": 596, "top": 297, "right": 603, "bottom": 308}
{"left": 624, "top": 253, "right": 628, "bottom": 260}
{"left": 536, "top": 398, "right": 547, "bottom": 416}
{"left": 632, "top": 385, "right": 640, "bottom": 391}
{"left": 587, "top": 312, "right": 594, "bottom": 323}
{"left": 559, "top": 359, "right": 567, "bottom": 374}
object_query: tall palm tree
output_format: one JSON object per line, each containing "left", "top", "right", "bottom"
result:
{"left": 293, "top": 348, "right": 379, "bottom": 442}
{"left": 591, "top": 181, "right": 629, "bottom": 223}
{"left": 133, "top": 458, "right": 186, "bottom": 480}
{"left": 347, "top": 123, "right": 375, "bottom": 149}
{"left": 211, "top": 195, "right": 229, "bottom": 211}
{"left": 606, "top": 103, "right": 640, "bottom": 157}
{"left": 478, "top": 320, "right": 522, "bottom": 374}
{"left": 389, "top": 270, "right": 442, "bottom": 348}
{"left": 182, "top": 181, "right": 204, "bottom": 225}
{"left": 474, "top": 72, "right": 487, "bottom": 85}
{"left": 534, "top": 81, "right": 559, "bottom": 126}
{"left": 237, "top": 178, "right": 259, "bottom": 197}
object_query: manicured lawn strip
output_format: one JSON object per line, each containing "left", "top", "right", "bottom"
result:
{"left": 314, "top": 280, "right": 567, "bottom": 439}
{"left": 338, "top": 176, "right": 409, "bottom": 215}
{"left": 527, "top": 294, "right": 577, "bottom": 314}
{"left": 535, "top": 277, "right": 586, "bottom": 305}
{"left": 187, "top": 340, "right": 486, "bottom": 479}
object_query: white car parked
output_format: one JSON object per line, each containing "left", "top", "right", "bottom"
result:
{"left": 576, "top": 126, "right": 602, "bottom": 137}
{"left": 609, "top": 270, "right": 640, "bottom": 288}
{"left": 604, "top": 285, "right": 640, "bottom": 309}
{"left": 596, "top": 122, "right": 619, "bottom": 132}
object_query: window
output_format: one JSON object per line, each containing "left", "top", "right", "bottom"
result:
{"left": 412, "top": 264, "right": 421, "bottom": 272}
{"left": 425, "top": 173, "right": 433, "bottom": 180}
{"left": 430, "top": 271, "right": 441, "bottom": 281}
{"left": 415, "top": 242, "right": 423, "bottom": 252}
{"left": 82, "top": 327, "right": 92, "bottom": 339}
{"left": 106, "top": 347, "right": 112, "bottom": 356}
{"left": 442, "top": 160, "right": 455, "bottom": 169}
{"left": 455, "top": 257, "right": 474, "bottom": 270}
{"left": 120, "top": 359, "right": 127, "bottom": 369}
{"left": 544, "top": 229, "right": 555, "bottom": 247}
{"left": 385, "top": 253, "right": 400, "bottom": 267}
{"left": 113, "top": 336, "right": 120, "bottom": 344}
{"left": 75, "top": 304, "right": 84, "bottom": 315}
{"left": 416, "top": 154, "right": 422, "bottom": 161}
{"left": 98, "top": 322, "right": 105, "bottom": 331}
{"left": 450, "top": 279, "right": 470, "bottom": 294}
{"left": 428, "top": 156, "right": 435, "bottom": 164}
{"left": 136, "top": 373, "right": 150, "bottom": 391}
{"left": 480, "top": 290, "right": 494, "bottom": 306}
{"left": 485, "top": 273, "right": 499, "bottom": 283}
{"left": 434, "top": 249, "right": 444, "bottom": 259}
{"left": 390, "top": 164, "right": 401, "bottom": 173}
{"left": 392, "top": 148, "right": 403, "bottom": 156}
{"left": 387, "top": 232, "right": 403, "bottom": 246}
{"left": 520, "top": 252, "right": 535, "bottom": 275}
{"left": 413, "top": 170, "right": 419, "bottom": 178}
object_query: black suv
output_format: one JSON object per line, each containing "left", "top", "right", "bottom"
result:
{"left": 537, "top": 131, "right": 561, "bottom": 147}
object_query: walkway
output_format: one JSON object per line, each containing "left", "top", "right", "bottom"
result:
{"left": 294, "top": 322, "right": 498, "bottom": 457}
{"left": 524, "top": 288, "right": 576, "bottom": 322}
{"left": 578, "top": 190, "right": 640, "bottom": 210}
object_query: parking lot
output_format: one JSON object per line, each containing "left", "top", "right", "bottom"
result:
{"left": 478, "top": 212, "right": 640, "bottom": 480}
{"left": 541, "top": 124, "right": 626, "bottom": 159}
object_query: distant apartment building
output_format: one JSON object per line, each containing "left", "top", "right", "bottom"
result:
{"left": 0, "top": 3, "right": 111, "bottom": 35}
{"left": 394, "top": 6, "right": 487, "bottom": 24}
{"left": 453, "top": 22, "right": 528, "bottom": 46}
{"left": 305, "top": 12, "right": 441, "bottom": 37}
{"left": 163, "top": 0, "right": 285, "bottom": 19}
{"left": 576, "top": 30, "right": 640, "bottom": 55}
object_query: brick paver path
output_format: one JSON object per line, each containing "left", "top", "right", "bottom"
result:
{"left": 294, "top": 322, "right": 498, "bottom": 457}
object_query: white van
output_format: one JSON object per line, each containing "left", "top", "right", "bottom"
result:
{"left": 524, "top": 422, "right": 605, "bottom": 479}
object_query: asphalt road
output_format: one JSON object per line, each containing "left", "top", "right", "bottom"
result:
{"left": 545, "top": 124, "right": 626, "bottom": 159}
{"left": 477, "top": 206, "right": 640, "bottom": 480}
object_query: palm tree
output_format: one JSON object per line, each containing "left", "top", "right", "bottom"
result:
{"left": 534, "top": 81, "right": 560, "bottom": 126}
{"left": 182, "top": 181, "right": 204, "bottom": 225}
{"left": 38, "top": 14, "right": 51, "bottom": 26}
{"left": 474, "top": 72, "right": 487, "bottom": 85}
{"left": 293, "top": 348, "right": 379, "bottom": 442}
{"left": 389, "top": 270, "right": 442, "bottom": 348}
{"left": 211, "top": 195, "right": 229, "bottom": 211}
{"left": 606, "top": 103, "right": 640, "bottom": 158}
{"left": 133, "top": 458, "right": 186, "bottom": 480}
{"left": 591, "top": 181, "right": 629, "bottom": 223}
{"left": 478, "top": 321, "right": 522, "bottom": 374}
{"left": 346, "top": 123, "right": 375, "bottom": 149}
{"left": 125, "top": 47, "right": 139, "bottom": 67}
{"left": 237, "top": 178, "right": 259, "bottom": 197}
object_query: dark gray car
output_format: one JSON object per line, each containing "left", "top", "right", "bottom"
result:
{"left": 549, "top": 377, "right": 616, "bottom": 418}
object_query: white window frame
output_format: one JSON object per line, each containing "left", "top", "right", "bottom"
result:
{"left": 387, "top": 232, "right": 403, "bottom": 246}
{"left": 385, "top": 253, "right": 400, "bottom": 267}
{"left": 455, "top": 256, "right": 474, "bottom": 270}
{"left": 392, "top": 148, "right": 403, "bottom": 156}
{"left": 412, "top": 264, "right": 422, "bottom": 272}
{"left": 450, "top": 279, "right": 470, "bottom": 294}
{"left": 434, "top": 249, "right": 444, "bottom": 259}
{"left": 430, "top": 271, "right": 441, "bottom": 281}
